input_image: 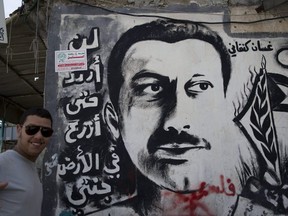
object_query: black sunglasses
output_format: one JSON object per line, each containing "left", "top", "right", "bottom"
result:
{"left": 24, "top": 125, "right": 54, "bottom": 138}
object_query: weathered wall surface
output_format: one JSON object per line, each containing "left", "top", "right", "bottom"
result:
{"left": 42, "top": 1, "right": 288, "bottom": 215}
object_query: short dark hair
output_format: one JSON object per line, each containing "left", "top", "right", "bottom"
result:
{"left": 19, "top": 107, "right": 53, "bottom": 126}
{"left": 107, "top": 19, "right": 231, "bottom": 110}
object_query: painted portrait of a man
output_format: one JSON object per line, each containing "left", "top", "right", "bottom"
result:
{"left": 103, "top": 19, "right": 257, "bottom": 215}
{"left": 43, "top": 6, "right": 288, "bottom": 216}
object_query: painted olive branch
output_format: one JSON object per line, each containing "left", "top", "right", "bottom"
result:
{"left": 249, "top": 70, "right": 277, "bottom": 169}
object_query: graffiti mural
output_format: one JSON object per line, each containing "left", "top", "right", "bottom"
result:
{"left": 43, "top": 4, "right": 288, "bottom": 216}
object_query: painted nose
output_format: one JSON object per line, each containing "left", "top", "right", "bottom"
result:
{"left": 163, "top": 96, "right": 191, "bottom": 134}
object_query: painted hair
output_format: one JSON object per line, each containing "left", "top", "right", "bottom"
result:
{"left": 19, "top": 107, "right": 53, "bottom": 126}
{"left": 107, "top": 19, "right": 231, "bottom": 110}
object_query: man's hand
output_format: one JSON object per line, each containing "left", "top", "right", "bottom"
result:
{"left": 0, "top": 182, "right": 8, "bottom": 189}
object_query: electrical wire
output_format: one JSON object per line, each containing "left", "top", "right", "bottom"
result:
{"left": 30, "top": 0, "right": 40, "bottom": 74}
{"left": 5, "top": 18, "right": 13, "bottom": 73}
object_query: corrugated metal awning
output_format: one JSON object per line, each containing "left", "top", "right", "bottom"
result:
{"left": 0, "top": 2, "right": 47, "bottom": 124}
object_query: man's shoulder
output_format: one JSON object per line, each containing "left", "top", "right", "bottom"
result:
{"left": 0, "top": 150, "right": 15, "bottom": 161}
{"left": 0, "top": 150, "right": 10, "bottom": 161}
{"left": 0, "top": 150, "right": 21, "bottom": 171}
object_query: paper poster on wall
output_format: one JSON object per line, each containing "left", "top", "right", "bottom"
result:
{"left": 55, "top": 50, "right": 87, "bottom": 72}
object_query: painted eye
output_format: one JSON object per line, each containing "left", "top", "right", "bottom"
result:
{"left": 142, "top": 84, "right": 163, "bottom": 94}
{"left": 132, "top": 81, "right": 164, "bottom": 102}
{"left": 131, "top": 73, "right": 169, "bottom": 102}
{"left": 199, "top": 83, "right": 209, "bottom": 90}
{"left": 186, "top": 80, "right": 214, "bottom": 96}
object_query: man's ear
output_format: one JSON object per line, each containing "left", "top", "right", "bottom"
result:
{"left": 16, "top": 124, "right": 22, "bottom": 138}
{"left": 104, "top": 102, "right": 120, "bottom": 140}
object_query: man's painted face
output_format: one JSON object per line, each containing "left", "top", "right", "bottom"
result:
{"left": 117, "top": 39, "right": 240, "bottom": 192}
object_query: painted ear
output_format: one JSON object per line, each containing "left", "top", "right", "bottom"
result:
{"left": 104, "top": 102, "right": 120, "bottom": 140}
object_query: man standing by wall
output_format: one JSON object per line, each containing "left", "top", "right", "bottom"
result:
{"left": 0, "top": 107, "right": 53, "bottom": 216}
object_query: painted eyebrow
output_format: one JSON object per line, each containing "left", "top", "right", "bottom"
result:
{"left": 192, "top": 73, "right": 205, "bottom": 78}
{"left": 131, "top": 70, "right": 170, "bottom": 83}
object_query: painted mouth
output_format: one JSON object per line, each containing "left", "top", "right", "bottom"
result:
{"left": 147, "top": 129, "right": 211, "bottom": 155}
{"left": 152, "top": 141, "right": 211, "bottom": 164}
{"left": 157, "top": 144, "right": 206, "bottom": 154}
{"left": 157, "top": 158, "right": 188, "bottom": 165}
